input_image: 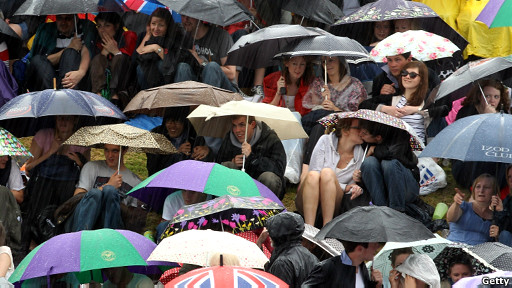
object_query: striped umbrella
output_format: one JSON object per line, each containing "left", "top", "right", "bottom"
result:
{"left": 476, "top": 0, "right": 512, "bottom": 28}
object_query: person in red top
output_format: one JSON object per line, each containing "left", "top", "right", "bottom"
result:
{"left": 90, "top": 12, "right": 137, "bottom": 108}
{"left": 262, "top": 56, "right": 315, "bottom": 116}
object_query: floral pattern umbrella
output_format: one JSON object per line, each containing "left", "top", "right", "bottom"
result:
{"left": 161, "top": 195, "right": 284, "bottom": 239}
{"left": 0, "top": 127, "right": 32, "bottom": 165}
{"left": 370, "top": 30, "right": 459, "bottom": 62}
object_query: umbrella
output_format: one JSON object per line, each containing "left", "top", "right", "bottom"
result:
{"left": 123, "top": 81, "right": 243, "bottom": 115}
{"left": 331, "top": 0, "right": 468, "bottom": 51}
{"left": 148, "top": 229, "right": 269, "bottom": 268}
{"left": 187, "top": 101, "right": 308, "bottom": 140}
{"left": 315, "top": 206, "right": 435, "bottom": 243}
{"left": 0, "top": 89, "right": 127, "bottom": 137}
{"left": 476, "top": 0, "right": 512, "bottom": 28}
{"left": 13, "top": 0, "right": 122, "bottom": 15}
{"left": 370, "top": 30, "right": 459, "bottom": 63}
{"left": 302, "top": 223, "right": 344, "bottom": 257}
{"left": 274, "top": 34, "right": 373, "bottom": 65}
{"left": 282, "top": 0, "right": 343, "bottom": 25}
{"left": 318, "top": 109, "right": 425, "bottom": 151}
{"left": 453, "top": 271, "right": 512, "bottom": 288}
{"left": 0, "top": 127, "right": 32, "bottom": 165}
{"left": 469, "top": 242, "right": 512, "bottom": 271}
{"left": 433, "top": 243, "right": 497, "bottom": 280}
{"left": 225, "top": 24, "right": 326, "bottom": 69}
{"left": 419, "top": 113, "right": 512, "bottom": 164}
{"left": 63, "top": 123, "right": 178, "bottom": 155}
{"left": 157, "top": 0, "right": 251, "bottom": 27}
{"left": 166, "top": 265, "right": 288, "bottom": 288}
{"left": 435, "top": 55, "right": 512, "bottom": 100}
{"left": 161, "top": 195, "right": 284, "bottom": 238}
{"left": 9, "top": 229, "right": 171, "bottom": 284}
{"left": 127, "top": 160, "right": 284, "bottom": 211}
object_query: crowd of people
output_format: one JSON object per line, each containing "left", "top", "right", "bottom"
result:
{"left": 0, "top": 0, "right": 512, "bottom": 287}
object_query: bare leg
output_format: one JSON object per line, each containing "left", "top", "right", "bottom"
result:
{"left": 296, "top": 171, "right": 320, "bottom": 226}
{"left": 298, "top": 163, "right": 309, "bottom": 191}
{"left": 319, "top": 168, "right": 344, "bottom": 226}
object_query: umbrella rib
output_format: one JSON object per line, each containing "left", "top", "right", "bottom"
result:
{"left": 440, "top": 117, "right": 484, "bottom": 159}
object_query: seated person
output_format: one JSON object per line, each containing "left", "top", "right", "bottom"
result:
{"left": 388, "top": 248, "right": 413, "bottom": 288}
{"left": 26, "top": 14, "right": 97, "bottom": 91}
{"left": 394, "top": 254, "right": 441, "bottom": 288}
{"left": 0, "top": 223, "right": 14, "bottom": 280}
{"left": 146, "top": 107, "right": 213, "bottom": 176}
{"left": 65, "top": 144, "right": 142, "bottom": 232}
{"left": 216, "top": 115, "right": 286, "bottom": 198}
{"left": 174, "top": 15, "right": 237, "bottom": 92}
{"left": 296, "top": 118, "right": 365, "bottom": 227}
{"left": 441, "top": 254, "right": 473, "bottom": 288}
{"left": 103, "top": 267, "right": 153, "bottom": 288}
{"left": 447, "top": 174, "right": 512, "bottom": 246}
{"left": 356, "top": 120, "right": 420, "bottom": 212}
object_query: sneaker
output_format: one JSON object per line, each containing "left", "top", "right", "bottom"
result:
{"left": 251, "top": 85, "right": 264, "bottom": 103}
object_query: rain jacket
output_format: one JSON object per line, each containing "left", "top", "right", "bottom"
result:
{"left": 265, "top": 213, "right": 318, "bottom": 288}
{"left": 216, "top": 121, "right": 286, "bottom": 182}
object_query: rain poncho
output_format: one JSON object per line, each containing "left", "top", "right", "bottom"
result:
{"left": 396, "top": 254, "right": 441, "bottom": 288}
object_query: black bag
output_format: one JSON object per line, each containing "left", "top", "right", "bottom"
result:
{"left": 31, "top": 204, "right": 60, "bottom": 244}
{"left": 32, "top": 154, "right": 84, "bottom": 181}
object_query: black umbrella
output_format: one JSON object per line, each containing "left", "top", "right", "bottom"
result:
{"left": 13, "top": 0, "right": 122, "bottom": 15}
{"left": 315, "top": 206, "right": 435, "bottom": 243}
{"left": 469, "top": 242, "right": 512, "bottom": 271}
{"left": 158, "top": 0, "right": 251, "bottom": 27}
{"left": 282, "top": 0, "right": 343, "bottom": 25}
{"left": 225, "top": 24, "right": 326, "bottom": 69}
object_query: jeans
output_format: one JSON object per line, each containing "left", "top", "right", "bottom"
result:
{"left": 66, "top": 186, "right": 124, "bottom": 232}
{"left": 27, "top": 48, "right": 83, "bottom": 91}
{"left": 361, "top": 156, "right": 419, "bottom": 211}
{"left": 174, "top": 62, "right": 236, "bottom": 92}
{"left": 499, "top": 230, "right": 512, "bottom": 247}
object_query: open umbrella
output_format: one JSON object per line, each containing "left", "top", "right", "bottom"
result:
{"left": 148, "top": 229, "right": 269, "bottom": 268}
{"left": 419, "top": 113, "right": 512, "bottom": 163}
{"left": 225, "top": 24, "right": 326, "bottom": 69}
{"left": 476, "top": 0, "right": 512, "bottom": 28}
{"left": 370, "top": 30, "right": 459, "bottom": 63}
{"left": 13, "top": 0, "right": 123, "bottom": 15}
{"left": 302, "top": 223, "right": 344, "bottom": 257}
{"left": 161, "top": 195, "right": 284, "bottom": 238}
{"left": 433, "top": 243, "right": 497, "bottom": 280}
{"left": 166, "top": 265, "right": 288, "bottom": 288}
{"left": 469, "top": 242, "right": 512, "bottom": 271}
{"left": 123, "top": 81, "right": 243, "bottom": 115}
{"left": 315, "top": 206, "right": 435, "bottom": 243}
{"left": 0, "top": 127, "right": 32, "bottom": 165}
{"left": 9, "top": 229, "right": 172, "bottom": 284}
{"left": 127, "top": 160, "right": 283, "bottom": 211}
{"left": 453, "top": 271, "right": 512, "bottom": 288}
{"left": 187, "top": 101, "right": 308, "bottom": 140}
{"left": 0, "top": 89, "right": 127, "bottom": 137}
{"left": 282, "top": 0, "right": 343, "bottom": 25}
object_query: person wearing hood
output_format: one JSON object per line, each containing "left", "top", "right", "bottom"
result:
{"left": 264, "top": 212, "right": 318, "bottom": 288}
{"left": 394, "top": 254, "right": 441, "bottom": 288}
{"left": 146, "top": 107, "right": 213, "bottom": 176}
{"left": 216, "top": 115, "right": 286, "bottom": 198}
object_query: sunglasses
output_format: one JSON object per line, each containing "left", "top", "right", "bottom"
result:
{"left": 400, "top": 70, "right": 420, "bottom": 79}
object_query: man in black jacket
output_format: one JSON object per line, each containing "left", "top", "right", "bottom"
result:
{"left": 216, "top": 115, "right": 286, "bottom": 198}
{"left": 302, "top": 240, "right": 383, "bottom": 288}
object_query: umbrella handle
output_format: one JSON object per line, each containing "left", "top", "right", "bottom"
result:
{"left": 242, "top": 115, "right": 249, "bottom": 172}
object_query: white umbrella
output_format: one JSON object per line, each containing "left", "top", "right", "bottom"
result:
{"left": 147, "top": 229, "right": 269, "bottom": 269}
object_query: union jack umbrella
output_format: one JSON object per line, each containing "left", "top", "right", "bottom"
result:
{"left": 166, "top": 265, "right": 289, "bottom": 288}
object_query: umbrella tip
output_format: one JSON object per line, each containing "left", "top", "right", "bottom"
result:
{"left": 53, "top": 78, "right": 57, "bottom": 90}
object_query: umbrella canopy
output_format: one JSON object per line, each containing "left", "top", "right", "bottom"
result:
{"left": 419, "top": 113, "right": 512, "bottom": 164}
{"left": 63, "top": 123, "right": 178, "bottom": 154}
{"left": 302, "top": 224, "right": 344, "bottom": 257}
{"left": 453, "top": 271, "right": 512, "bottom": 288}
{"left": 127, "top": 160, "right": 283, "bottom": 211}
{"left": 274, "top": 34, "right": 373, "bottom": 64}
{"left": 225, "top": 24, "right": 326, "bottom": 69}
{"left": 9, "top": 229, "right": 163, "bottom": 284}
{"left": 166, "top": 265, "right": 288, "bottom": 288}
{"left": 469, "top": 242, "right": 512, "bottom": 271}
{"left": 14, "top": 0, "right": 122, "bottom": 15}
{"left": 331, "top": 0, "right": 468, "bottom": 51}
{"left": 163, "top": 195, "right": 284, "bottom": 237}
{"left": 315, "top": 206, "right": 435, "bottom": 243}
{"left": 157, "top": 0, "right": 251, "bottom": 26}
{"left": 282, "top": 0, "right": 343, "bottom": 25}
{"left": 370, "top": 30, "right": 459, "bottom": 62}
{"left": 435, "top": 55, "right": 512, "bottom": 100}
{"left": 187, "top": 101, "right": 308, "bottom": 140}
{"left": 0, "top": 89, "right": 127, "bottom": 137}
{"left": 148, "top": 229, "right": 269, "bottom": 268}
{"left": 123, "top": 81, "right": 243, "bottom": 115}
{"left": 476, "top": 0, "right": 512, "bottom": 28}
{"left": 0, "top": 127, "right": 32, "bottom": 165}
{"left": 433, "top": 243, "right": 497, "bottom": 280}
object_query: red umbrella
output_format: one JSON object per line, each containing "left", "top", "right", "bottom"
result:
{"left": 166, "top": 265, "right": 289, "bottom": 288}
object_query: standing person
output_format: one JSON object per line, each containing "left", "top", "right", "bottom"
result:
{"left": 302, "top": 240, "right": 383, "bottom": 288}
{"left": 296, "top": 118, "right": 365, "bottom": 226}
{"left": 262, "top": 56, "right": 315, "bottom": 116}
{"left": 263, "top": 212, "right": 318, "bottom": 288}
{"left": 174, "top": 15, "right": 237, "bottom": 92}
{"left": 26, "top": 14, "right": 97, "bottom": 91}
{"left": 216, "top": 115, "right": 286, "bottom": 198}
{"left": 90, "top": 12, "right": 137, "bottom": 108}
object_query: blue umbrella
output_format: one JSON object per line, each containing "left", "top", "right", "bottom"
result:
{"left": 0, "top": 89, "right": 127, "bottom": 137}
{"left": 419, "top": 113, "right": 512, "bottom": 163}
